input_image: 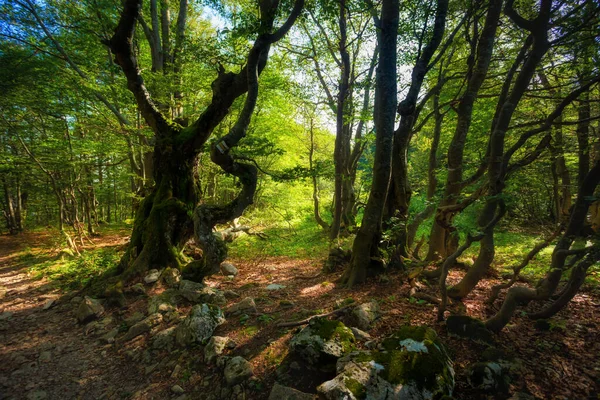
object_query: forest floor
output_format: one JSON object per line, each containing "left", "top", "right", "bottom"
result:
{"left": 0, "top": 227, "right": 599, "bottom": 400}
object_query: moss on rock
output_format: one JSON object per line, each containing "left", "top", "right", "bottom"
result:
{"left": 290, "top": 317, "right": 356, "bottom": 369}
{"left": 318, "top": 325, "right": 455, "bottom": 400}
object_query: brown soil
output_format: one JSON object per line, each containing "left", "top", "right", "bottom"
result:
{"left": 0, "top": 229, "right": 598, "bottom": 400}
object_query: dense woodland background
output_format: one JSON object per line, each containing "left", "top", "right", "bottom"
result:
{"left": 1, "top": 0, "right": 600, "bottom": 398}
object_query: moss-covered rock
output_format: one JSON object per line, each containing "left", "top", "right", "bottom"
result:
{"left": 147, "top": 289, "right": 180, "bottom": 314}
{"left": 318, "top": 325, "right": 454, "bottom": 400}
{"left": 289, "top": 317, "right": 355, "bottom": 371}
{"left": 446, "top": 315, "right": 494, "bottom": 345}
{"left": 178, "top": 279, "right": 226, "bottom": 306}
{"left": 469, "top": 347, "right": 520, "bottom": 394}
{"left": 161, "top": 267, "right": 181, "bottom": 287}
{"left": 468, "top": 361, "right": 509, "bottom": 393}
{"left": 352, "top": 300, "right": 380, "bottom": 330}
{"left": 175, "top": 303, "right": 225, "bottom": 346}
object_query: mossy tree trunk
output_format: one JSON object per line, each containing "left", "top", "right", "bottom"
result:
{"left": 108, "top": 0, "right": 304, "bottom": 281}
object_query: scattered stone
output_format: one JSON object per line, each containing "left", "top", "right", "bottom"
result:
{"left": 224, "top": 290, "right": 240, "bottom": 299}
{"left": 323, "top": 247, "right": 351, "bottom": 273}
{"left": 289, "top": 317, "right": 355, "bottom": 371}
{"left": 144, "top": 269, "right": 161, "bottom": 284}
{"left": 279, "top": 300, "right": 295, "bottom": 308}
{"left": 125, "top": 312, "right": 145, "bottom": 326}
{"left": 122, "top": 313, "right": 163, "bottom": 341}
{"left": 162, "top": 267, "right": 181, "bottom": 287}
{"left": 179, "top": 280, "right": 226, "bottom": 305}
{"left": 352, "top": 300, "right": 380, "bottom": 330}
{"left": 147, "top": 290, "right": 179, "bottom": 314}
{"left": 76, "top": 296, "right": 104, "bottom": 324}
{"left": 268, "top": 383, "right": 314, "bottom": 400}
{"left": 205, "top": 336, "right": 230, "bottom": 364}
{"left": 100, "top": 328, "right": 119, "bottom": 344}
{"left": 220, "top": 262, "right": 238, "bottom": 276}
{"left": 42, "top": 299, "right": 55, "bottom": 310}
{"left": 175, "top": 304, "right": 225, "bottom": 346}
{"left": 318, "top": 326, "right": 454, "bottom": 400}
{"left": 446, "top": 315, "right": 495, "bottom": 345}
{"left": 227, "top": 297, "right": 257, "bottom": 316}
{"left": 266, "top": 284, "right": 286, "bottom": 291}
{"left": 468, "top": 361, "right": 510, "bottom": 393}
{"left": 224, "top": 356, "right": 254, "bottom": 386}
{"left": 171, "top": 384, "right": 185, "bottom": 394}
{"left": 350, "top": 327, "right": 371, "bottom": 341}
{"left": 131, "top": 283, "right": 146, "bottom": 295}
{"left": 152, "top": 326, "right": 176, "bottom": 351}
{"left": 171, "top": 364, "right": 182, "bottom": 378}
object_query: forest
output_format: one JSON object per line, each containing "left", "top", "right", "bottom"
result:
{"left": 0, "top": 0, "right": 599, "bottom": 398}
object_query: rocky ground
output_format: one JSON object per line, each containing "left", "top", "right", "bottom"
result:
{"left": 0, "top": 229, "right": 599, "bottom": 400}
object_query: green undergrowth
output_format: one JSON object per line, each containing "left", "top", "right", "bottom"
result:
{"left": 458, "top": 230, "right": 555, "bottom": 280}
{"left": 228, "top": 215, "right": 343, "bottom": 259}
{"left": 26, "top": 247, "right": 122, "bottom": 291}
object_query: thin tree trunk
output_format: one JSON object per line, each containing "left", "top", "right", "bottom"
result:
{"left": 426, "top": 0, "right": 503, "bottom": 261}
{"left": 450, "top": 0, "right": 553, "bottom": 299}
{"left": 309, "top": 118, "right": 328, "bottom": 230}
{"left": 330, "top": 0, "right": 352, "bottom": 240}
{"left": 340, "top": 0, "right": 398, "bottom": 287}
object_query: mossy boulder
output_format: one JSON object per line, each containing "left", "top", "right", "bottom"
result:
{"left": 161, "top": 267, "right": 181, "bottom": 287}
{"left": 178, "top": 279, "right": 226, "bottom": 306}
{"left": 468, "top": 347, "right": 519, "bottom": 394}
{"left": 268, "top": 383, "right": 314, "bottom": 400}
{"left": 175, "top": 303, "right": 225, "bottom": 346}
{"left": 446, "top": 315, "right": 494, "bottom": 345}
{"left": 289, "top": 317, "right": 355, "bottom": 371}
{"left": 75, "top": 296, "right": 104, "bottom": 324}
{"left": 317, "top": 325, "right": 455, "bottom": 400}
{"left": 352, "top": 300, "right": 380, "bottom": 330}
{"left": 468, "top": 361, "right": 509, "bottom": 393}
{"left": 147, "top": 289, "right": 180, "bottom": 314}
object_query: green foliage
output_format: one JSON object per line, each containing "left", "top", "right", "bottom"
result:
{"left": 28, "top": 247, "right": 121, "bottom": 290}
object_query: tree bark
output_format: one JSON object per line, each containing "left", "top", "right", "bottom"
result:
{"left": 384, "top": 0, "right": 448, "bottom": 268}
{"left": 108, "top": 0, "right": 303, "bottom": 280}
{"left": 426, "top": 0, "right": 502, "bottom": 261}
{"left": 340, "top": 0, "right": 398, "bottom": 287}
{"left": 330, "top": 0, "right": 352, "bottom": 240}
{"left": 449, "top": 0, "right": 553, "bottom": 299}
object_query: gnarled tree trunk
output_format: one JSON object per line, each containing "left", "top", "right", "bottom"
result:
{"left": 108, "top": 0, "right": 303, "bottom": 282}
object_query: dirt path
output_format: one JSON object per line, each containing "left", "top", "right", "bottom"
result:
{"left": 0, "top": 232, "right": 142, "bottom": 400}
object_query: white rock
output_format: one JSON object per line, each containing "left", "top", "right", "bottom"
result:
{"left": 220, "top": 262, "right": 238, "bottom": 276}
{"left": 144, "top": 269, "right": 161, "bottom": 284}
